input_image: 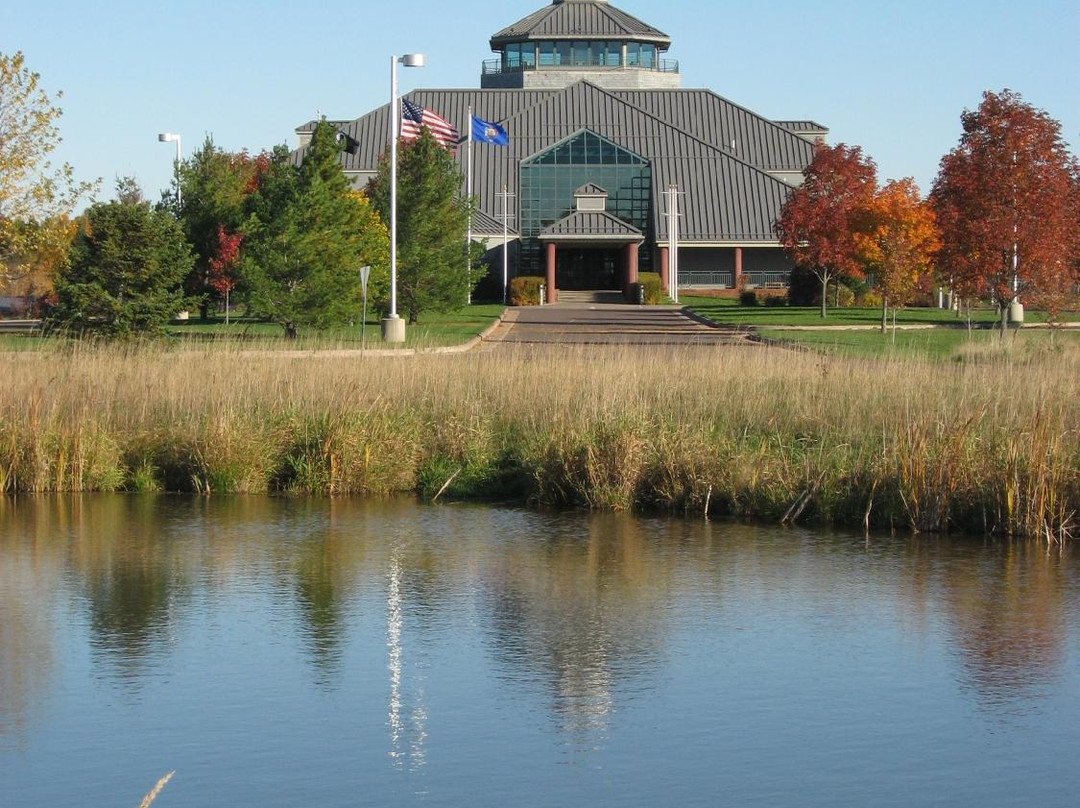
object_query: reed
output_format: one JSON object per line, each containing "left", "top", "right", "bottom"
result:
{"left": 2, "top": 339, "right": 1078, "bottom": 541}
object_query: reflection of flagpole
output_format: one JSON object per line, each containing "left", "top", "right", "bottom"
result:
{"left": 466, "top": 106, "right": 473, "bottom": 306}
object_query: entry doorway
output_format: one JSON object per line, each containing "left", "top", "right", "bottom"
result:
{"left": 556, "top": 248, "right": 621, "bottom": 290}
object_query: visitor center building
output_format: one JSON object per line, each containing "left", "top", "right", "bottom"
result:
{"left": 294, "top": 0, "right": 827, "bottom": 301}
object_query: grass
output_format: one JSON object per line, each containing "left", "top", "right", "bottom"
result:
{"left": 758, "top": 326, "right": 1080, "bottom": 360}
{"left": 167, "top": 303, "right": 505, "bottom": 350}
{"left": 682, "top": 295, "right": 1079, "bottom": 329}
{"left": 0, "top": 303, "right": 505, "bottom": 353}
{"left": 1, "top": 339, "right": 1078, "bottom": 542}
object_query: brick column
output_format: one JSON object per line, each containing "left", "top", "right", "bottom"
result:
{"left": 659, "top": 246, "right": 669, "bottom": 293}
{"left": 625, "top": 242, "right": 639, "bottom": 295}
{"left": 734, "top": 247, "right": 744, "bottom": 290}
{"left": 545, "top": 242, "right": 557, "bottom": 304}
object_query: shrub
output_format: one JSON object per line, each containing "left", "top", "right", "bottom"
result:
{"left": 739, "top": 290, "right": 759, "bottom": 307}
{"left": 858, "top": 290, "right": 883, "bottom": 308}
{"left": 787, "top": 266, "right": 819, "bottom": 305}
{"left": 640, "top": 272, "right": 662, "bottom": 304}
{"left": 509, "top": 275, "right": 545, "bottom": 306}
{"left": 836, "top": 284, "right": 855, "bottom": 308}
{"left": 764, "top": 294, "right": 787, "bottom": 308}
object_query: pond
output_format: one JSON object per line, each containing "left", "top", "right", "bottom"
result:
{"left": 1, "top": 496, "right": 1078, "bottom": 807}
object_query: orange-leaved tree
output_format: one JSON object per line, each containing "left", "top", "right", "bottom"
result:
{"left": 775, "top": 142, "right": 878, "bottom": 318}
{"left": 930, "top": 89, "right": 1079, "bottom": 338}
{"left": 856, "top": 178, "right": 940, "bottom": 334}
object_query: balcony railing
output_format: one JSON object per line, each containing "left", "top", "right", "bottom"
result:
{"left": 482, "top": 58, "right": 679, "bottom": 76}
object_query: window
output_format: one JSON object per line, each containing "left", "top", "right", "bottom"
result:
{"left": 521, "top": 44, "right": 536, "bottom": 68}
{"left": 538, "top": 41, "right": 555, "bottom": 67}
{"left": 572, "top": 41, "right": 589, "bottom": 66}
{"left": 505, "top": 43, "right": 520, "bottom": 69}
{"left": 519, "top": 131, "right": 652, "bottom": 276}
{"left": 556, "top": 41, "right": 571, "bottom": 66}
{"left": 625, "top": 42, "right": 640, "bottom": 67}
{"left": 640, "top": 44, "right": 656, "bottom": 69}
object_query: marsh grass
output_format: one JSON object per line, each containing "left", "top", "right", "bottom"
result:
{"left": 2, "top": 339, "right": 1078, "bottom": 540}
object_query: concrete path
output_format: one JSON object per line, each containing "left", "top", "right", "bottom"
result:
{"left": 484, "top": 302, "right": 751, "bottom": 347}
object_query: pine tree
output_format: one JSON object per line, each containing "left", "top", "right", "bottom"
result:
{"left": 241, "top": 121, "right": 389, "bottom": 338}
{"left": 368, "top": 128, "right": 474, "bottom": 324}
{"left": 48, "top": 179, "right": 192, "bottom": 338}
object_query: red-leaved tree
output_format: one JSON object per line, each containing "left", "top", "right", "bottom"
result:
{"left": 208, "top": 224, "right": 242, "bottom": 325}
{"left": 776, "top": 143, "right": 878, "bottom": 318}
{"left": 930, "top": 89, "right": 1080, "bottom": 337}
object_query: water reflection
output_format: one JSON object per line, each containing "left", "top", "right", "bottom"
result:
{"left": 0, "top": 495, "right": 1077, "bottom": 758}
{"left": 485, "top": 513, "right": 669, "bottom": 740}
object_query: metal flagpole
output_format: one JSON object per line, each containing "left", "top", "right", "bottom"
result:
{"left": 467, "top": 106, "right": 473, "bottom": 305}
{"left": 501, "top": 185, "right": 508, "bottom": 305}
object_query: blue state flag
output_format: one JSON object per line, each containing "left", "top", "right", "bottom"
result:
{"left": 471, "top": 115, "right": 509, "bottom": 146}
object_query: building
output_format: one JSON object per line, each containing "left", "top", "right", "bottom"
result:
{"left": 294, "top": 0, "right": 827, "bottom": 301}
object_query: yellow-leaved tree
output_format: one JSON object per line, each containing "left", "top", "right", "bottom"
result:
{"left": 856, "top": 178, "right": 940, "bottom": 335}
{"left": 0, "top": 51, "right": 97, "bottom": 295}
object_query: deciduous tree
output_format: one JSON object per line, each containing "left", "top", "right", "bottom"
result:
{"left": 930, "top": 90, "right": 1079, "bottom": 337}
{"left": 775, "top": 143, "right": 878, "bottom": 318}
{"left": 856, "top": 178, "right": 940, "bottom": 334}
{"left": 0, "top": 51, "right": 97, "bottom": 287}
{"left": 368, "top": 128, "right": 474, "bottom": 324}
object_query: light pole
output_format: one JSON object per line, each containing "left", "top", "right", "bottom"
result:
{"left": 157, "top": 133, "right": 182, "bottom": 208}
{"left": 382, "top": 53, "right": 426, "bottom": 344}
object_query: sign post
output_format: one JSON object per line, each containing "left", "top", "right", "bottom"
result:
{"left": 359, "top": 265, "right": 371, "bottom": 352}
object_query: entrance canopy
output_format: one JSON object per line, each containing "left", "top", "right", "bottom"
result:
{"left": 538, "top": 210, "right": 644, "bottom": 246}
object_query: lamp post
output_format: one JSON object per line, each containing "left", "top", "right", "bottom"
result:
{"left": 382, "top": 53, "right": 426, "bottom": 344}
{"left": 157, "top": 133, "right": 182, "bottom": 208}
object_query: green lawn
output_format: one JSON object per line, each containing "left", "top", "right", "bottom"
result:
{"left": 682, "top": 295, "right": 1080, "bottom": 329}
{"left": 758, "top": 324, "right": 1080, "bottom": 360}
{"left": 166, "top": 304, "right": 505, "bottom": 350}
{"left": 0, "top": 305, "right": 505, "bottom": 352}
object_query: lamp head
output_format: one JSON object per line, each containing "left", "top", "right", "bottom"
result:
{"left": 399, "top": 53, "right": 425, "bottom": 68}
{"left": 158, "top": 132, "right": 179, "bottom": 142}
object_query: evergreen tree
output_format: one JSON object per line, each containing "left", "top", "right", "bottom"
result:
{"left": 48, "top": 179, "right": 192, "bottom": 337}
{"left": 241, "top": 121, "right": 389, "bottom": 338}
{"left": 368, "top": 128, "right": 475, "bottom": 324}
{"left": 172, "top": 137, "right": 264, "bottom": 318}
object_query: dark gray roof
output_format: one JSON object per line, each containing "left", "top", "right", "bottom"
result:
{"left": 574, "top": 182, "right": 608, "bottom": 196}
{"left": 611, "top": 90, "right": 818, "bottom": 171}
{"left": 293, "top": 80, "right": 824, "bottom": 243}
{"left": 539, "top": 210, "right": 643, "bottom": 240}
{"left": 492, "top": 1, "right": 671, "bottom": 47}
{"left": 774, "top": 120, "right": 829, "bottom": 134}
{"left": 472, "top": 206, "right": 513, "bottom": 236}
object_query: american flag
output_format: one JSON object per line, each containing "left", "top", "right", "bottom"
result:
{"left": 401, "top": 98, "right": 459, "bottom": 149}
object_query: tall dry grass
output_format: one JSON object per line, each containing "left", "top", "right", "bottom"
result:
{"left": 1, "top": 340, "right": 1077, "bottom": 540}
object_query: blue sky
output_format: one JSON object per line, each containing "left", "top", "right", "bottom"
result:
{"left": 5, "top": 0, "right": 1078, "bottom": 205}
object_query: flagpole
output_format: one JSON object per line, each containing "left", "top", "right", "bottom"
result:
{"left": 501, "top": 185, "right": 508, "bottom": 306}
{"left": 467, "top": 106, "right": 473, "bottom": 306}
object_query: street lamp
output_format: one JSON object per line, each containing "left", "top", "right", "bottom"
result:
{"left": 382, "top": 53, "right": 426, "bottom": 344}
{"left": 157, "top": 132, "right": 182, "bottom": 208}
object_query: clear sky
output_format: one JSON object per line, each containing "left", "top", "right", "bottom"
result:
{"left": 5, "top": 0, "right": 1079, "bottom": 205}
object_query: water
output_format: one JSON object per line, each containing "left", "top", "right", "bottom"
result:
{"left": 1, "top": 495, "right": 1078, "bottom": 807}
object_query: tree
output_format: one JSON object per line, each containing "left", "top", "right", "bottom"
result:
{"left": 47, "top": 179, "right": 193, "bottom": 337}
{"left": 856, "top": 178, "right": 940, "bottom": 334}
{"left": 241, "top": 121, "right": 389, "bottom": 338}
{"left": 173, "top": 137, "right": 265, "bottom": 318}
{"left": 207, "top": 225, "right": 242, "bottom": 325}
{"left": 368, "top": 128, "right": 474, "bottom": 324}
{"left": 775, "top": 143, "right": 878, "bottom": 318}
{"left": 930, "top": 90, "right": 1080, "bottom": 338}
{"left": 0, "top": 51, "right": 97, "bottom": 287}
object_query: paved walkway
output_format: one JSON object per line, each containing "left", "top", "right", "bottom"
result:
{"left": 483, "top": 302, "right": 751, "bottom": 347}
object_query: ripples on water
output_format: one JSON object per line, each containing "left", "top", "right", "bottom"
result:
{"left": 0, "top": 495, "right": 1078, "bottom": 807}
